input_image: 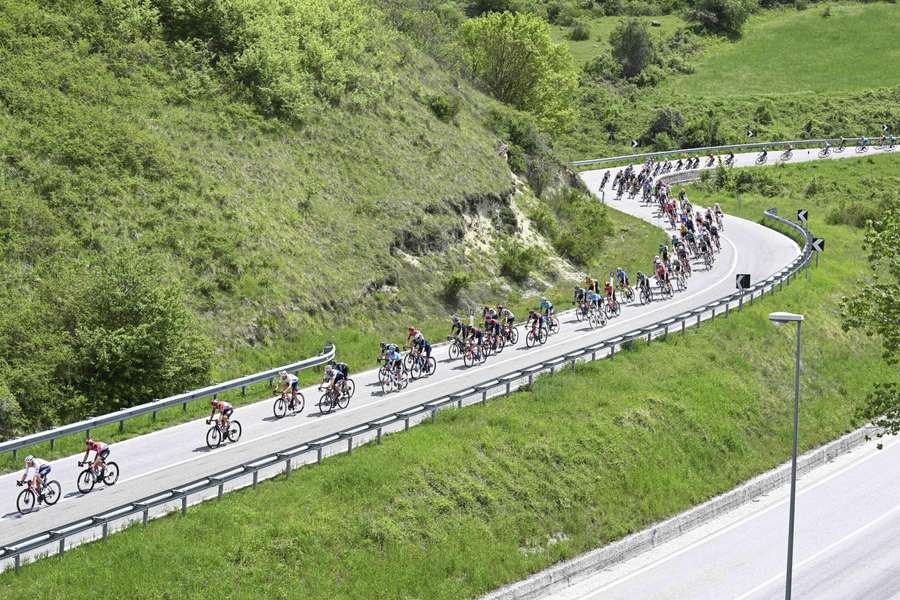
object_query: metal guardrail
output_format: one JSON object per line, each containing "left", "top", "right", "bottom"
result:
{"left": 0, "top": 345, "right": 337, "bottom": 458}
{"left": 570, "top": 137, "right": 876, "bottom": 167}
{"left": 0, "top": 205, "right": 814, "bottom": 574}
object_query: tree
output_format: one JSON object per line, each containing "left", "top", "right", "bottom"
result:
{"left": 459, "top": 12, "right": 578, "bottom": 131}
{"left": 687, "top": 0, "right": 754, "bottom": 36}
{"left": 609, "top": 19, "right": 655, "bottom": 78}
{"left": 843, "top": 208, "right": 900, "bottom": 439}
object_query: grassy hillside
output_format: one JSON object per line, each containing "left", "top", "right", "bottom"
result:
{"left": 0, "top": 0, "right": 669, "bottom": 435}
{"left": 557, "top": 2, "right": 900, "bottom": 160}
{"left": 3, "top": 155, "right": 894, "bottom": 599}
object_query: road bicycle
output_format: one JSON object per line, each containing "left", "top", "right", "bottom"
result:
{"left": 317, "top": 383, "right": 351, "bottom": 414}
{"left": 755, "top": 151, "right": 768, "bottom": 165}
{"left": 657, "top": 278, "right": 674, "bottom": 299}
{"left": 638, "top": 281, "right": 652, "bottom": 305}
{"left": 447, "top": 335, "right": 466, "bottom": 360}
{"left": 16, "top": 478, "right": 61, "bottom": 514}
{"left": 780, "top": 149, "right": 793, "bottom": 161}
{"left": 702, "top": 248, "right": 714, "bottom": 270}
{"left": 525, "top": 325, "right": 549, "bottom": 348}
{"left": 272, "top": 390, "right": 305, "bottom": 419}
{"left": 409, "top": 352, "right": 437, "bottom": 379}
{"left": 674, "top": 268, "right": 688, "bottom": 291}
{"left": 856, "top": 143, "right": 869, "bottom": 154}
{"left": 616, "top": 284, "right": 635, "bottom": 303}
{"left": 205, "top": 418, "right": 242, "bottom": 449}
{"left": 502, "top": 323, "right": 519, "bottom": 345}
{"left": 545, "top": 314, "right": 560, "bottom": 335}
{"left": 462, "top": 339, "right": 488, "bottom": 367}
{"left": 76, "top": 460, "right": 120, "bottom": 494}
{"left": 587, "top": 305, "right": 607, "bottom": 330}
{"left": 604, "top": 296, "right": 622, "bottom": 319}
{"left": 380, "top": 363, "right": 409, "bottom": 394}
{"left": 818, "top": 146, "right": 831, "bottom": 159}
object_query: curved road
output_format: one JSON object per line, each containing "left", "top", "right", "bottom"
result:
{"left": 0, "top": 145, "right": 888, "bottom": 556}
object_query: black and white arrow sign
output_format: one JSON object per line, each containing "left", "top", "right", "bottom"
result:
{"left": 797, "top": 209, "right": 808, "bottom": 225}
{"left": 747, "top": 129, "right": 755, "bottom": 138}
{"left": 883, "top": 123, "right": 890, "bottom": 132}
{"left": 812, "top": 237, "right": 825, "bottom": 252}
{"left": 631, "top": 139, "right": 639, "bottom": 148}
{"left": 736, "top": 273, "right": 751, "bottom": 290}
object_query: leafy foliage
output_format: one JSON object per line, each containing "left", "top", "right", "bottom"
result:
{"left": 610, "top": 18, "right": 656, "bottom": 77}
{"left": 687, "top": 0, "right": 755, "bottom": 36}
{"left": 459, "top": 11, "right": 578, "bottom": 130}
{"left": 498, "top": 239, "right": 544, "bottom": 283}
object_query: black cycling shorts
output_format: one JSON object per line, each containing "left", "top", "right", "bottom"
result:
{"left": 38, "top": 464, "right": 51, "bottom": 477}
{"left": 99, "top": 448, "right": 111, "bottom": 461}
{"left": 223, "top": 407, "right": 234, "bottom": 418}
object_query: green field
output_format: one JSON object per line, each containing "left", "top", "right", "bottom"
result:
{"left": 550, "top": 15, "right": 687, "bottom": 66}
{"left": 666, "top": 3, "right": 900, "bottom": 96}
{"left": 3, "top": 156, "right": 894, "bottom": 599}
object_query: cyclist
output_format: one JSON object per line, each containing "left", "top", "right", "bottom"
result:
{"left": 615, "top": 267, "right": 629, "bottom": 289}
{"left": 860, "top": 136, "right": 870, "bottom": 149}
{"left": 890, "top": 135, "right": 897, "bottom": 148}
{"left": 659, "top": 244, "right": 670, "bottom": 266}
{"left": 527, "top": 309, "right": 544, "bottom": 333}
{"left": 636, "top": 271, "right": 651, "bottom": 297}
{"left": 784, "top": 143, "right": 793, "bottom": 154}
{"left": 385, "top": 343, "right": 405, "bottom": 380}
{"left": 209, "top": 398, "right": 233, "bottom": 430}
{"left": 466, "top": 324, "right": 485, "bottom": 358}
{"left": 604, "top": 278, "right": 615, "bottom": 302}
{"left": 654, "top": 258, "right": 668, "bottom": 284}
{"left": 323, "top": 361, "right": 349, "bottom": 396}
{"left": 482, "top": 305, "right": 497, "bottom": 322}
{"left": 822, "top": 139, "right": 832, "bottom": 152}
{"left": 407, "top": 326, "right": 432, "bottom": 359}
{"left": 676, "top": 242, "right": 691, "bottom": 275}
{"left": 279, "top": 369, "right": 302, "bottom": 406}
{"left": 17, "top": 456, "right": 51, "bottom": 503}
{"left": 758, "top": 148, "right": 768, "bottom": 161}
{"left": 709, "top": 222, "right": 721, "bottom": 251}
{"left": 540, "top": 297, "right": 554, "bottom": 319}
{"left": 450, "top": 315, "right": 465, "bottom": 339}
{"left": 582, "top": 275, "right": 599, "bottom": 294}
{"left": 497, "top": 304, "right": 515, "bottom": 326}
{"left": 837, "top": 136, "right": 846, "bottom": 150}
{"left": 484, "top": 315, "right": 501, "bottom": 350}
{"left": 81, "top": 437, "right": 110, "bottom": 476}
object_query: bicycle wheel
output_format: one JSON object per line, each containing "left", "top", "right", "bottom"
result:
{"left": 293, "top": 392, "right": 305, "bottom": 414}
{"left": 551, "top": 316, "right": 560, "bottom": 334}
{"left": 449, "top": 342, "right": 461, "bottom": 361}
{"left": 525, "top": 331, "right": 537, "bottom": 349}
{"left": 227, "top": 421, "right": 242, "bottom": 443}
{"left": 319, "top": 393, "right": 335, "bottom": 414}
{"left": 818, "top": 148, "right": 828, "bottom": 159}
{"left": 206, "top": 426, "right": 222, "bottom": 449}
{"left": 538, "top": 327, "right": 548, "bottom": 345}
{"left": 402, "top": 352, "right": 414, "bottom": 371}
{"left": 42, "top": 480, "right": 61, "bottom": 506}
{"left": 424, "top": 357, "right": 436, "bottom": 376}
{"left": 624, "top": 287, "right": 634, "bottom": 302}
{"left": 640, "top": 288, "right": 650, "bottom": 305}
{"left": 494, "top": 334, "right": 506, "bottom": 354}
{"left": 344, "top": 378, "right": 356, "bottom": 398}
{"left": 397, "top": 374, "right": 409, "bottom": 390}
{"left": 508, "top": 326, "right": 519, "bottom": 345}
{"left": 103, "top": 462, "right": 120, "bottom": 486}
{"left": 273, "top": 397, "right": 288, "bottom": 419}
{"left": 611, "top": 300, "right": 621, "bottom": 317}
{"left": 411, "top": 361, "right": 424, "bottom": 380}
{"left": 338, "top": 387, "right": 351, "bottom": 409}
{"left": 464, "top": 350, "right": 476, "bottom": 367}
{"left": 17, "top": 489, "right": 36, "bottom": 514}
{"left": 77, "top": 468, "right": 95, "bottom": 494}
{"left": 378, "top": 366, "right": 388, "bottom": 385}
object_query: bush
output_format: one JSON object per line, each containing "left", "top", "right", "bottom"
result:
{"left": 827, "top": 202, "right": 881, "bottom": 228}
{"left": 583, "top": 53, "right": 622, "bottom": 82}
{"left": 570, "top": 21, "right": 591, "bottom": 40}
{"left": 426, "top": 93, "right": 461, "bottom": 122}
{"left": 547, "top": 189, "right": 612, "bottom": 265}
{"left": 498, "top": 239, "right": 544, "bottom": 283}
{"left": 633, "top": 63, "right": 665, "bottom": 86}
{"left": 821, "top": 6, "right": 832, "bottom": 17}
{"left": 682, "top": 111, "right": 725, "bottom": 148}
{"left": 687, "top": 0, "right": 754, "bottom": 36}
{"left": 460, "top": 12, "right": 578, "bottom": 130}
{"left": 610, "top": 19, "right": 656, "bottom": 78}
{"left": 442, "top": 271, "right": 471, "bottom": 302}
{"left": 647, "top": 108, "right": 686, "bottom": 141}
{"left": 529, "top": 205, "right": 560, "bottom": 239}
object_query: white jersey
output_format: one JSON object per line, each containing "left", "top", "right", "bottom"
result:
{"left": 23, "top": 458, "right": 49, "bottom": 479}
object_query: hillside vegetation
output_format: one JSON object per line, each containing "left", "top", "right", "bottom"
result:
{"left": 3, "top": 154, "right": 895, "bottom": 599}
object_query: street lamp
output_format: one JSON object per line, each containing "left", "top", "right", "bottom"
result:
{"left": 769, "top": 311, "right": 805, "bottom": 600}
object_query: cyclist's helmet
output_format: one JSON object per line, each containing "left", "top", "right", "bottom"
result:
{"left": 654, "top": 255, "right": 660, "bottom": 262}
{"left": 541, "top": 297, "right": 547, "bottom": 303}
{"left": 408, "top": 326, "right": 415, "bottom": 334}
{"left": 210, "top": 399, "right": 217, "bottom": 407}
{"left": 451, "top": 316, "right": 460, "bottom": 324}
{"left": 24, "top": 455, "right": 33, "bottom": 463}
{"left": 279, "top": 370, "right": 288, "bottom": 381}
{"left": 85, "top": 437, "right": 93, "bottom": 446}
{"left": 496, "top": 304, "right": 504, "bottom": 311}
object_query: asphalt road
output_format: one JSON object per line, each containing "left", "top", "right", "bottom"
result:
{"left": 545, "top": 434, "right": 900, "bottom": 600}
{"left": 1, "top": 144, "right": 889, "bottom": 554}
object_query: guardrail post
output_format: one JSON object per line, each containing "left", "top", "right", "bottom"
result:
{"left": 14, "top": 554, "right": 20, "bottom": 575}
{"left": 241, "top": 386, "right": 247, "bottom": 398}
{"left": 218, "top": 482, "right": 224, "bottom": 498}
{"left": 103, "top": 522, "right": 109, "bottom": 541}
{"left": 119, "top": 420, "right": 125, "bottom": 433}
{"left": 404, "top": 418, "right": 410, "bottom": 431}
{"left": 143, "top": 508, "right": 149, "bottom": 526}
{"left": 571, "top": 358, "right": 577, "bottom": 370}
{"left": 726, "top": 302, "right": 730, "bottom": 317}
{"left": 182, "top": 401, "right": 187, "bottom": 412}
{"left": 152, "top": 411, "right": 157, "bottom": 422}
{"left": 431, "top": 409, "right": 437, "bottom": 424}
{"left": 347, "top": 437, "right": 353, "bottom": 454}
{"left": 48, "top": 438, "right": 55, "bottom": 451}
{"left": 682, "top": 320, "right": 686, "bottom": 334}
{"left": 377, "top": 428, "right": 382, "bottom": 444}
{"left": 181, "top": 495, "right": 187, "bottom": 515}
{"left": 697, "top": 314, "right": 701, "bottom": 327}
{"left": 285, "top": 457, "right": 293, "bottom": 476}
{"left": 481, "top": 389, "right": 487, "bottom": 403}
{"left": 58, "top": 538, "right": 65, "bottom": 557}
{"left": 610, "top": 345, "right": 615, "bottom": 360}
{"left": 252, "top": 470, "right": 258, "bottom": 489}
{"left": 647, "top": 332, "right": 651, "bottom": 343}
{"left": 317, "top": 448, "right": 323, "bottom": 464}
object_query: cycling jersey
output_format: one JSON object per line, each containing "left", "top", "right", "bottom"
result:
{"left": 387, "top": 349, "right": 402, "bottom": 362}
{"left": 283, "top": 374, "right": 299, "bottom": 389}
{"left": 22, "top": 459, "right": 50, "bottom": 481}
{"left": 333, "top": 362, "right": 349, "bottom": 377}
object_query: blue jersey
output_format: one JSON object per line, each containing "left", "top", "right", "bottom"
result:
{"left": 540, "top": 299, "right": 553, "bottom": 311}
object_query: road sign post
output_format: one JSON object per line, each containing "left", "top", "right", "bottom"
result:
{"left": 736, "top": 274, "right": 750, "bottom": 310}
{"left": 812, "top": 237, "right": 825, "bottom": 268}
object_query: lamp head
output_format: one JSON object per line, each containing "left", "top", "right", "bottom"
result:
{"left": 768, "top": 311, "right": 804, "bottom": 327}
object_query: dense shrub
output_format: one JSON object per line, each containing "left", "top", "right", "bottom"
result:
{"left": 687, "top": 0, "right": 754, "bottom": 36}
{"left": 529, "top": 205, "right": 560, "bottom": 239}
{"left": 426, "top": 93, "right": 461, "bottom": 122}
{"left": 610, "top": 18, "right": 656, "bottom": 78}
{"left": 460, "top": 11, "right": 578, "bottom": 130}
{"left": 498, "top": 239, "right": 544, "bottom": 283}
{"left": 646, "top": 107, "right": 686, "bottom": 142}
{"left": 570, "top": 21, "right": 591, "bottom": 40}
{"left": 583, "top": 52, "right": 623, "bottom": 82}
{"left": 549, "top": 190, "right": 612, "bottom": 264}
{"left": 827, "top": 202, "right": 885, "bottom": 229}
{"left": 442, "top": 271, "right": 472, "bottom": 302}
{"left": 153, "top": 0, "right": 396, "bottom": 121}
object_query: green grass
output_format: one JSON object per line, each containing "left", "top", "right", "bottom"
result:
{"left": 550, "top": 15, "right": 687, "bottom": 66}
{"left": 2, "top": 151, "right": 894, "bottom": 600}
{"left": 665, "top": 3, "right": 900, "bottom": 96}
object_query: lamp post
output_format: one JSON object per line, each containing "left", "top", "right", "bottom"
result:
{"left": 768, "top": 311, "right": 804, "bottom": 600}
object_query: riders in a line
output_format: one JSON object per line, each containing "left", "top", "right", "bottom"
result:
{"left": 324, "top": 360, "right": 350, "bottom": 395}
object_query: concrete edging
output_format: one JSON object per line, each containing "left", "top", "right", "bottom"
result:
{"left": 481, "top": 424, "right": 875, "bottom": 600}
